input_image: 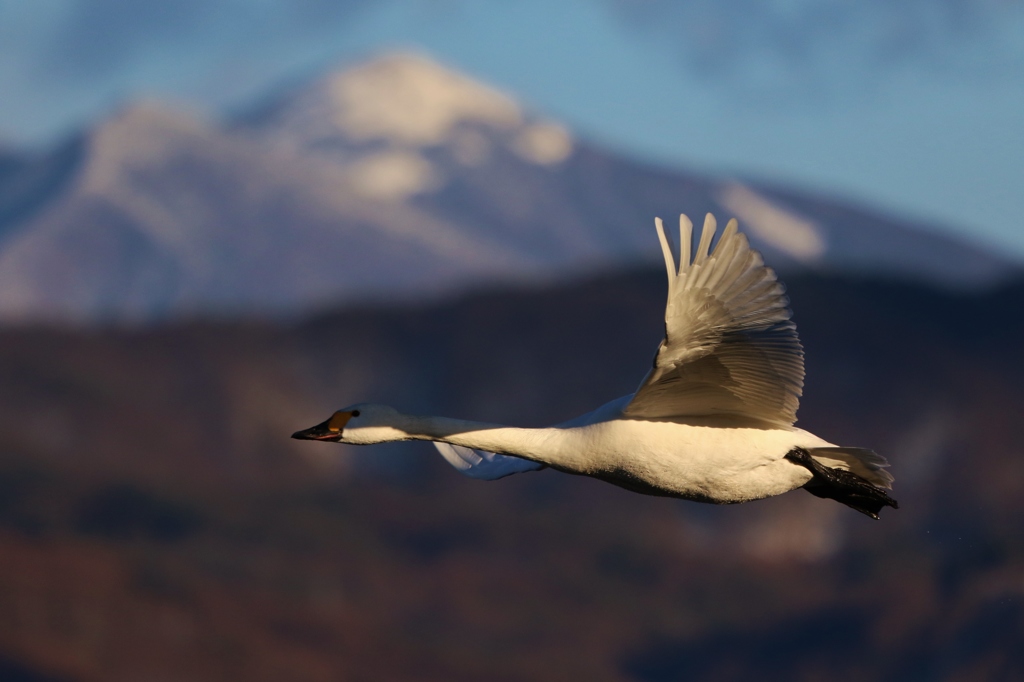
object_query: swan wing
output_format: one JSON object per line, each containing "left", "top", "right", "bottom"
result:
{"left": 433, "top": 442, "right": 545, "bottom": 480}
{"left": 624, "top": 213, "right": 803, "bottom": 426}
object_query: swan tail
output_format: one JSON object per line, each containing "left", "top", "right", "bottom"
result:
{"left": 786, "top": 447, "right": 898, "bottom": 520}
{"left": 432, "top": 442, "right": 545, "bottom": 481}
{"left": 808, "top": 446, "right": 894, "bottom": 489}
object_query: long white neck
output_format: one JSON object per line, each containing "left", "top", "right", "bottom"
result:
{"left": 388, "top": 413, "right": 568, "bottom": 467}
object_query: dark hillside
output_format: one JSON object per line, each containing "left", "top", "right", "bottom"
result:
{"left": 0, "top": 272, "right": 1021, "bottom": 681}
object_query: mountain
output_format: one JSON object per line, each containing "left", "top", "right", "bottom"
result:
{"left": 0, "top": 270, "right": 1021, "bottom": 680}
{"left": 0, "top": 51, "right": 1016, "bottom": 323}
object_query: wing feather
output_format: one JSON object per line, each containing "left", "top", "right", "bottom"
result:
{"left": 433, "top": 442, "right": 545, "bottom": 480}
{"left": 625, "top": 213, "right": 804, "bottom": 426}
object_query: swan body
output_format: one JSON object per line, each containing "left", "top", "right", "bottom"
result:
{"left": 294, "top": 214, "right": 897, "bottom": 517}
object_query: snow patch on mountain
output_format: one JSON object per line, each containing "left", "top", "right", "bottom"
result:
{"left": 269, "top": 52, "right": 524, "bottom": 149}
{"left": 510, "top": 122, "right": 574, "bottom": 165}
{"left": 78, "top": 103, "right": 209, "bottom": 197}
{"left": 346, "top": 150, "right": 441, "bottom": 201}
{"left": 718, "top": 183, "right": 825, "bottom": 263}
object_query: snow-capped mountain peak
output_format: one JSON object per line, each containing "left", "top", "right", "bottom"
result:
{"left": 324, "top": 51, "right": 523, "bottom": 146}
{"left": 77, "top": 102, "right": 212, "bottom": 197}
{"left": 261, "top": 52, "right": 527, "bottom": 148}
{"left": 240, "top": 51, "right": 576, "bottom": 203}
{"left": 0, "top": 49, "right": 1016, "bottom": 324}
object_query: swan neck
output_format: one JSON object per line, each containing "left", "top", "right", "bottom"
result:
{"left": 398, "top": 413, "right": 561, "bottom": 466}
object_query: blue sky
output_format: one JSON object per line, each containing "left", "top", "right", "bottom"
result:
{"left": 2, "top": 0, "right": 1023, "bottom": 258}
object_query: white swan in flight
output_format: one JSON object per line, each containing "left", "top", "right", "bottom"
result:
{"left": 294, "top": 214, "right": 897, "bottom": 518}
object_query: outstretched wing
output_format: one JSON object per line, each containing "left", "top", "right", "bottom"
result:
{"left": 624, "top": 214, "right": 803, "bottom": 426}
{"left": 433, "top": 442, "right": 545, "bottom": 480}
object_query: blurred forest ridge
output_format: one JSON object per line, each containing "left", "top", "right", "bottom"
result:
{"left": 0, "top": 270, "right": 1021, "bottom": 679}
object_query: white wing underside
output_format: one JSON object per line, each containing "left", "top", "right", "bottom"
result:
{"left": 625, "top": 214, "right": 804, "bottom": 427}
{"left": 433, "top": 442, "right": 545, "bottom": 480}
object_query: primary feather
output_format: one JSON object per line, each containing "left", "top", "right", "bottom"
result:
{"left": 625, "top": 214, "right": 803, "bottom": 426}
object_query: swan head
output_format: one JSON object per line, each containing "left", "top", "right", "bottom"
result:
{"left": 291, "top": 403, "right": 408, "bottom": 445}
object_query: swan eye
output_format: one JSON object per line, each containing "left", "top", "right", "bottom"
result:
{"left": 352, "top": 410, "right": 361, "bottom": 417}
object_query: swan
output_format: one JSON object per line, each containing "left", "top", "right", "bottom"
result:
{"left": 293, "top": 214, "right": 898, "bottom": 518}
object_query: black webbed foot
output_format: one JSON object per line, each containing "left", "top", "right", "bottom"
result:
{"left": 785, "top": 447, "right": 899, "bottom": 520}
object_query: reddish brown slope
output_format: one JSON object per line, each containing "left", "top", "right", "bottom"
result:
{"left": 0, "top": 272, "right": 1021, "bottom": 681}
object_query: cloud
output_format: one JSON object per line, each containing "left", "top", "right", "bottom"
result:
{"left": 43, "top": 0, "right": 217, "bottom": 78}
{"left": 609, "top": 0, "right": 1024, "bottom": 95}
{"left": 41, "top": 0, "right": 376, "bottom": 81}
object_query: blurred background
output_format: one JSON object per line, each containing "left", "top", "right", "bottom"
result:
{"left": 1, "top": 1, "right": 1024, "bottom": 680}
